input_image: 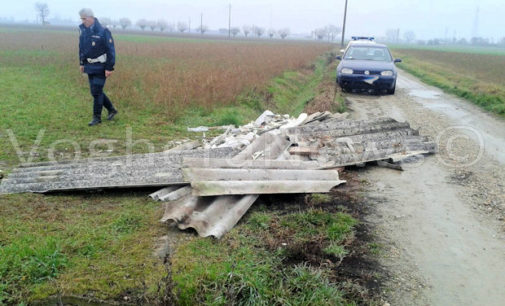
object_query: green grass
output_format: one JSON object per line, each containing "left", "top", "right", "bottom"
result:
{"left": 269, "top": 58, "right": 327, "bottom": 115}
{"left": 171, "top": 208, "right": 357, "bottom": 305}
{"left": 392, "top": 48, "right": 505, "bottom": 116}
{"left": 0, "top": 192, "right": 167, "bottom": 303}
{"left": 391, "top": 44, "right": 505, "bottom": 56}
{"left": 0, "top": 42, "right": 356, "bottom": 303}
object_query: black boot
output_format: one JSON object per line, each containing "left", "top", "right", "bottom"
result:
{"left": 88, "top": 116, "right": 101, "bottom": 126}
{"left": 107, "top": 109, "right": 118, "bottom": 120}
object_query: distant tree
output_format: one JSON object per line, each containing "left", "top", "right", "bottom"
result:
{"left": 177, "top": 21, "right": 188, "bottom": 33}
{"left": 471, "top": 37, "right": 489, "bottom": 45}
{"left": 199, "top": 25, "right": 209, "bottom": 34}
{"left": 34, "top": 2, "right": 49, "bottom": 25}
{"left": 403, "top": 31, "right": 416, "bottom": 43}
{"left": 230, "top": 27, "right": 240, "bottom": 37}
{"left": 242, "top": 25, "right": 251, "bottom": 37}
{"left": 314, "top": 28, "right": 327, "bottom": 40}
{"left": 157, "top": 19, "right": 167, "bottom": 32}
{"left": 326, "top": 25, "right": 341, "bottom": 41}
{"left": 148, "top": 20, "right": 156, "bottom": 31}
{"left": 278, "top": 28, "right": 290, "bottom": 39}
{"left": 137, "top": 19, "right": 148, "bottom": 31}
{"left": 111, "top": 20, "right": 119, "bottom": 29}
{"left": 268, "top": 28, "right": 275, "bottom": 39}
{"left": 427, "top": 39, "right": 440, "bottom": 45}
{"left": 252, "top": 25, "right": 264, "bottom": 37}
{"left": 99, "top": 17, "right": 111, "bottom": 28}
{"left": 166, "top": 23, "right": 175, "bottom": 32}
{"left": 499, "top": 37, "right": 505, "bottom": 46}
{"left": 119, "top": 18, "right": 131, "bottom": 30}
{"left": 386, "top": 29, "right": 400, "bottom": 42}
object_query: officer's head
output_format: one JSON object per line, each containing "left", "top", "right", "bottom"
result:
{"left": 79, "top": 8, "right": 95, "bottom": 28}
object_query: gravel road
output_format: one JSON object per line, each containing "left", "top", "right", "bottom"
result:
{"left": 345, "top": 70, "right": 505, "bottom": 306}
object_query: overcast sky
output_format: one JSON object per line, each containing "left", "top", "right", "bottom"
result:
{"left": 2, "top": 0, "right": 504, "bottom": 40}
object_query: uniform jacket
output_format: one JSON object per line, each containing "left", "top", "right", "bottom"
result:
{"left": 79, "top": 18, "right": 115, "bottom": 75}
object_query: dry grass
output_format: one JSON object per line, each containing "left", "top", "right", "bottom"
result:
{"left": 0, "top": 30, "right": 332, "bottom": 120}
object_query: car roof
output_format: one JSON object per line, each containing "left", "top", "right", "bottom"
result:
{"left": 347, "top": 42, "right": 388, "bottom": 48}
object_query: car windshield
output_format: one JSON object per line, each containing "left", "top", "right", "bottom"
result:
{"left": 344, "top": 46, "right": 392, "bottom": 61}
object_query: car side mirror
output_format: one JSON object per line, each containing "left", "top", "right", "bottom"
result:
{"left": 394, "top": 58, "right": 402, "bottom": 63}
{"left": 336, "top": 55, "right": 342, "bottom": 60}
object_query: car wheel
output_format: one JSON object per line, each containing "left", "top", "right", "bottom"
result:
{"left": 387, "top": 84, "right": 396, "bottom": 95}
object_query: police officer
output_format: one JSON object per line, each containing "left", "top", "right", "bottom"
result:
{"left": 79, "top": 8, "right": 118, "bottom": 126}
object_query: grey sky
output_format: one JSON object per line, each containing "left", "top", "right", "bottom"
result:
{"left": 2, "top": 0, "right": 504, "bottom": 40}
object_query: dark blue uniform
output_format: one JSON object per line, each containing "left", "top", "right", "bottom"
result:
{"left": 79, "top": 18, "right": 117, "bottom": 121}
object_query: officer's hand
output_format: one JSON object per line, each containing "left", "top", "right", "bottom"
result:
{"left": 80, "top": 66, "right": 84, "bottom": 74}
{"left": 105, "top": 70, "right": 113, "bottom": 78}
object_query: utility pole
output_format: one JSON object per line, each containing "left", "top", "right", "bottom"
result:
{"left": 200, "top": 13, "right": 203, "bottom": 34}
{"left": 188, "top": 17, "right": 191, "bottom": 33}
{"left": 341, "top": 0, "right": 348, "bottom": 47}
{"left": 228, "top": 3, "right": 232, "bottom": 38}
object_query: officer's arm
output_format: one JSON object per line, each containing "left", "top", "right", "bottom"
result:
{"left": 78, "top": 30, "right": 85, "bottom": 66}
{"left": 104, "top": 29, "right": 115, "bottom": 71}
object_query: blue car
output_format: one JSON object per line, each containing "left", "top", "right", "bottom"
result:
{"left": 336, "top": 41, "right": 401, "bottom": 94}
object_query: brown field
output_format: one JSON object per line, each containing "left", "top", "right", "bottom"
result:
{"left": 0, "top": 30, "right": 332, "bottom": 119}
{"left": 394, "top": 48, "right": 505, "bottom": 86}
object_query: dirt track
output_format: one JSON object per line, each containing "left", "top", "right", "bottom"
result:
{"left": 346, "top": 70, "right": 505, "bottom": 305}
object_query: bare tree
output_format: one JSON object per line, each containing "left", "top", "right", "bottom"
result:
{"left": 403, "top": 31, "right": 416, "bottom": 43}
{"left": 268, "top": 28, "right": 275, "bottom": 39}
{"left": 199, "top": 25, "right": 209, "bottom": 35}
{"left": 166, "top": 23, "right": 175, "bottom": 32}
{"left": 157, "top": 19, "right": 167, "bottom": 32}
{"left": 242, "top": 25, "right": 251, "bottom": 37}
{"left": 137, "top": 19, "right": 148, "bottom": 31}
{"left": 230, "top": 27, "right": 240, "bottom": 37}
{"left": 99, "top": 17, "right": 111, "bottom": 28}
{"left": 385, "top": 29, "right": 400, "bottom": 42}
{"left": 177, "top": 21, "right": 188, "bottom": 33}
{"left": 278, "top": 28, "right": 290, "bottom": 39}
{"left": 326, "top": 25, "right": 341, "bottom": 41}
{"left": 148, "top": 20, "right": 156, "bottom": 31}
{"left": 34, "top": 2, "right": 49, "bottom": 25}
{"left": 119, "top": 18, "right": 131, "bottom": 30}
{"left": 111, "top": 20, "right": 119, "bottom": 29}
{"left": 252, "top": 25, "right": 264, "bottom": 37}
{"left": 314, "top": 28, "right": 327, "bottom": 40}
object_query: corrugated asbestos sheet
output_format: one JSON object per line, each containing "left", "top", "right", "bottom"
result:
{"left": 285, "top": 117, "right": 436, "bottom": 167}
{"left": 158, "top": 131, "right": 298, "bottom": 238}
{"left": 0, "top": 148, "right": 235, "bottom": 194}
{"left": 0, "top": 112, "right": 437, "bottom": 238}
{"left": 155, "top": 116, "right": 436, "bottom": 238}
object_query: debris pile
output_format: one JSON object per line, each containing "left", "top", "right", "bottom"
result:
{"left": 0, "top": 111, "right": 436, "bottom": 238}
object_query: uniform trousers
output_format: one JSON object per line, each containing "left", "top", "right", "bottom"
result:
{"left": 88, "top": 73, "right": 114, "bottom": 118}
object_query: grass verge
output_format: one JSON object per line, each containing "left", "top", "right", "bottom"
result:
{"left": 393, "top": 49, "right": 505, "bottom": 116}
{"left": 171, "top": 204, "right": 357, "bottom": 305}
{"left": 0, "top": 49, "right": 360, "bottom": 304}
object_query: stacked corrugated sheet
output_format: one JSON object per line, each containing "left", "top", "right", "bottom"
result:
{"left": 153, "top": 113, "right": 436, "bottom": 238}
{"left": 0, "top": 111, "right": 436, "bottom": 238}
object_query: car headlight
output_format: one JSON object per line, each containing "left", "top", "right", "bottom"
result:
{"left": 341, "top": 68, "right": 353, "bottom": 74}
{"left": 381, "top": 70, "right": 393, "bottom": 76}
